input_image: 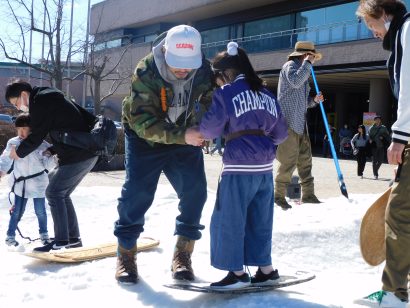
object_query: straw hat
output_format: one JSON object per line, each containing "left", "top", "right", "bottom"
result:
{"left": 288, "top": 41, "right": 322, "bottom": 61}
{"left": 359, "top": 187, "right": 391, "bottom": 266}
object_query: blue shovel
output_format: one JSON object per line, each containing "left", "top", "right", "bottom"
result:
{"left": 310, "top": 67, "right": 349, "bottom": 199}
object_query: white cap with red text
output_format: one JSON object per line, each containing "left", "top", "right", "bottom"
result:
{"left": 164, "top": 25, "right": 202, "bottom": 69}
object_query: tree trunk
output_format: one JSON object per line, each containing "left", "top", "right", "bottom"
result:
{"left": 93, "top": 78, "right": 101, "bottom": 115}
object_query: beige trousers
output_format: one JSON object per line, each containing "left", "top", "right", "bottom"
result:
{"left": 275, "top": 128, "right": 315, "bottom": 198}
{"left": 382, "top": 146, "right": 410, "bottom": 301}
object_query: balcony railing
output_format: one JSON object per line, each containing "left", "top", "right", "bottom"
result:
{"left": 202, "top": 19, "right": 373, "bottom": 58}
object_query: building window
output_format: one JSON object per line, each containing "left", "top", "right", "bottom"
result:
{"left": 243, "top": 14, "right": 292, "bottom": 52}
{"left": 244, "top": 15, "right": 292, "bottom": 36}
{"left": 201, "top": 26, "right": 230, "bottom": 44}
{"left": 295, "top": 2, "right": 372, "bottom": 44}
{"left": 106, "top": 38, "right": 122, "bottom": 49}
{"left": 144, "top": 34, "right": 157, "bottom": 43}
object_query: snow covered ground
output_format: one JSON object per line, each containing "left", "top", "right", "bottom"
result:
{"left": 0, "top": 184, "right": 406, "bottom": 308}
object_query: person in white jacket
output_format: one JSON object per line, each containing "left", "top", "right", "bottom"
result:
{"left": 356, "top": 1, "right": 410, "bottom": 307}
{"left": 0, "top": 114, "right": 56, "bottom": 247}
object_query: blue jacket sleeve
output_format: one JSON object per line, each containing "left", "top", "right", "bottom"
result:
{"left": 268, "top": 110, "right": 288, "bottom": 145}
{"left": 199, "top": 89, "right": 228, "bottom": 140}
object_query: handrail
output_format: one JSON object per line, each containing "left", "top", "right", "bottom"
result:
{"left": 202, "top": 19, "right": 367, "bottom": 48}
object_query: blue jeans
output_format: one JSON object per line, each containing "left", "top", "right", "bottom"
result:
{"left": 7, "top": 196, "right": 47, "bottom": 237}
{"left": 114, "top": 128, "right": 207, "bottom": 250}
{"left": 211, "top": 173, "right": 274, "bottom": 271}
{"left": 46, "top": 156, "right": 98, "bottom": 242}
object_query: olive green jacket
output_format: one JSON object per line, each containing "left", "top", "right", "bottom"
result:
{"left": 369, "top": 124, "right": 391, "bottom": 148}
{"left": 122, "top": 51, "right": 213, "bottom": 145}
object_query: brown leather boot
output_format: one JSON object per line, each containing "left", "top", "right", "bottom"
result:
{"left": 171, "top": 236, "right": 195, "bottom": 281}
{"left": 115, "top": 245, "right": 138, "bottom": 284}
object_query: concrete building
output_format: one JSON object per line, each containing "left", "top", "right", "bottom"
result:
{"left": 90, "top": 0, "right": 408, "bottom": 149}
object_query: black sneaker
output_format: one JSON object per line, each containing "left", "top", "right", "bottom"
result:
{"left": 33, "top": 239, "right": 82, "bottom": 252}
{"left": 33, "top": 240, "right": 67, "bottom": 252}
{"left": 251, "top": 268, "right": 280, "bottom": 285}
{"left": 68, "top": 238, "right": 83, "bottom": 248}
{"left": 210, "top": 272, "right": 251, "bottom": 289}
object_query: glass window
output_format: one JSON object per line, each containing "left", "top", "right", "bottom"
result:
{"left": 244, "top": 15, "right": 292, "bottom": 36}
{"left": 295, "top": 2, "right": 372, "bottom": 45}
{"left": 243, "top": 15, "right": 293, "bottom": 52}
{"left": 106, "top": 39, "right": 121, "bottom": 49}
{"left": 94, "top": 42, "right": 106, "bottom": 52}
{"left": 201, "top": 26, "right": 229, "bottom": 44}
{"left": 144, "top": 34, "right": 157, "bottom": 43}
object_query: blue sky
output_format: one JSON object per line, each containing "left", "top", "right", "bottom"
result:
{"left": 0, "top": 0, "right": 104, "bottom": 62}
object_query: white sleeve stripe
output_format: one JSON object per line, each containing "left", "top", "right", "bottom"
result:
{"left": 392, "top": 130, "right": 410, "bottom": 137}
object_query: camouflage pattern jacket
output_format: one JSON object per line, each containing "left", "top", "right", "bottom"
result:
{"left": 122, "top": 51, "right": 213, "bottom": 145}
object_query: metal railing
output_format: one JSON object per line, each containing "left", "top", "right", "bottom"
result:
{"left": 202, "top": 19, "right": 373, "bottom": 58}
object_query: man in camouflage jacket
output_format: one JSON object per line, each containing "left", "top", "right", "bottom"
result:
{"left": 114, "top": 25, "right": 213, "bottom": 284}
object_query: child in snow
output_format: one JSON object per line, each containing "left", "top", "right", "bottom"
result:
{"left": 197, "top": 42, "right": 288, "bottom": 289}
{"left": 0, "top": 113, "right": 56, "bottom": 247}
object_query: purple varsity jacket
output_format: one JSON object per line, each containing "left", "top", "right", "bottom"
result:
{"left": 200, "top": 75, "right": 288, "bottom": 175}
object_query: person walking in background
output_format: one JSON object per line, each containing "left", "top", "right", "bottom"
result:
{"left": 274, "top": 41, "right": 324, "bottom": 210}
{"left": 115, "top": 25, "right": 213, "bottom": 284}
{"left": 210, "top": 136, "right": 223, "bottom": 156}
{"left": 356, "top": 0, "right": 410, "bottom": 307}
{"left": 351, "top": 124, "right": 369, "bottom": 179}
{"left": 5, "top": 80, "right": 99, "bottom": 252}
{"left": 322, "top": 125, "right": 335, "bottom": 158}
{"left": 369, "top": 115, "right": 391, "bottom": 179}
{"left": 339, "top": 123, "right": 353, "bottom": 154}
{"left": 0, "top": 114, "right": 56, "bottom": 247}
{"left": 202, "top": 140, "right": 210, "bottom": 154}
{"left": 190, "top": 41, "right": 288, "bottom": 288}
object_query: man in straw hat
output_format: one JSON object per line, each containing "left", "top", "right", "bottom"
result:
{"left": 274, "top": 41, "right": 324, "bottom": 210}
{"left": 355, "top": 0, "right": 410, "bottom": 307}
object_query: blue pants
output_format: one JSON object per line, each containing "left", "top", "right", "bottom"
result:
{"left": 46, "top": 156, "right": 98, "bottom": 242}
{"left": 211, "top": 173, "right": 274, "bottom": 271}
{"left": 7, "top": 196, "right": 47, "bottom": 237}
{"left": 114, "top": 128, "right": 207, "bottom": 250}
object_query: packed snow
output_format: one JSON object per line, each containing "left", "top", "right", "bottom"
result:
{"left": 0, "top": 182, "right": 405, "bottom": 307}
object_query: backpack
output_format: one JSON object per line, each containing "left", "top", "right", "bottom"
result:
{"left": 50, "top": 103, "right": 118, "bottom": 159}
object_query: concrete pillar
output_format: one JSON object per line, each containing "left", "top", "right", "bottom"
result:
{"left": 369, "top": 79, "right": 391, "bottom": 123}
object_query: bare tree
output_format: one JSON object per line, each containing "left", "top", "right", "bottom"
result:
{"left": 0, "top": 0, "right": 133, "bottom": 113}
{"left": 79, "top": 2, "right": 133, "bottom": 115}
{"left": 0, "top": 0, "right": 79, "bottom": 89}
{"left": 84, "top": 44, "right": 132, "bottom": 115}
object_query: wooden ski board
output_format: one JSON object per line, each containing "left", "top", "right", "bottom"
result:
{"left": 164, "top": 271, "right": 315, "bottom": 294}
{"left": 23, "top": 237, "right": 159, "bottom": 263}
{"left": 360, "top": 187, "right": 392, "bottom": 266}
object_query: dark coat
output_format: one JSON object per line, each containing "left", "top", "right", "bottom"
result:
{"left": 16, "top": 87, "right": 96, "bottom": 165}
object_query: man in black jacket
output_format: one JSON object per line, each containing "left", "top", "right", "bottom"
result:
{"left": 5, "top": 80, "right": 98, "bottom": 252}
